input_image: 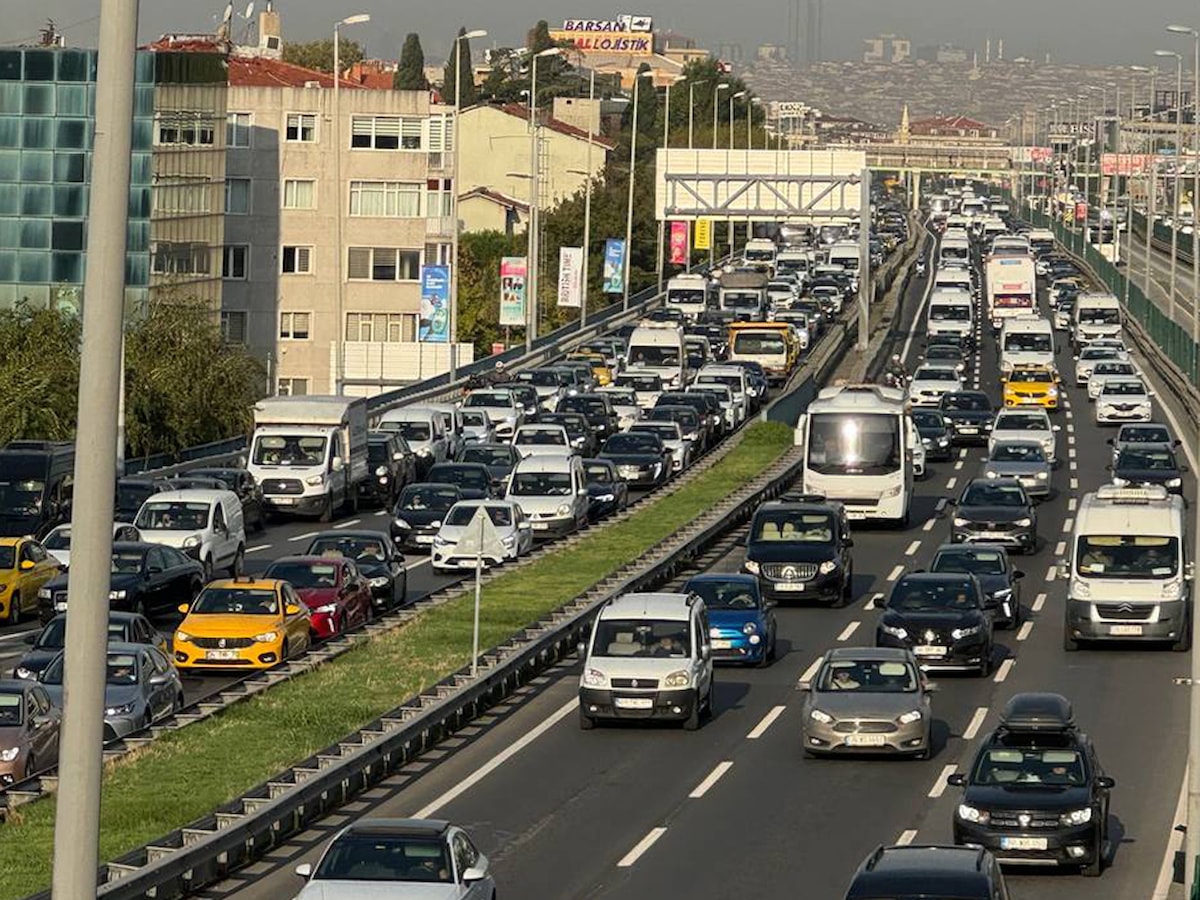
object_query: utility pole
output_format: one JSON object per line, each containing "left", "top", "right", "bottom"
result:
{"left": 580, "top": 68, "right": 595, "bottom": 331}
{"left": 51, "top": 1, "right": 137, "bottom": 896}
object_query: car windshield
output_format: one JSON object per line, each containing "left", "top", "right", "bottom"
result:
{"left": 1076, "top": 535, "right": 1179, "bottom": 578}
{"left": 888, "top": 580, "right": 978, "bottom": 611}
{"left": 628, "top": 347, "right": 680, "bottom": 367}
{"left": 1119, "top": 426, "right": 1171, "bottom": 444}
{"left": 41, "top": 652, "right": 140, "bottom": 687}
{"left": 0, "top": 477, "right": 45, "bottom": 516}
{"left": 1080, "top": 308, "right": 1121, "bottom": 324}
{"left": 43, "top": 528, "right": 71, "bottom": 550}
{"left": 1004, "top": 332, "right": 1052, "bottom": 351}
{"left": 252, "top": 435, "right": 327, "bottom": 466}
{"left": 191, "top": 587, "right": 279, "bottom": 615}
{"left": 445, "top": 504, "right": 513, "bottom": 527}
{"left": 427, "top": 466, "right": 490, "bottom": 490}
{"left": 585, "top": 464, "right": 616, "bottom": 484}
{"left": 931, "top": 548, "right": 1006, "bottom": 576}
{"left": 516, "top": 429, "right": 566, "bottom": 446}
{"left": 910, "top": 410, "right": 946, "bottom": 430}
{"left": 930, "top": 304, "right": 971, "bottom": 321}
{"left": 631, "top": 424, "right": 678, "bottom": 441}
{"left": 996, "top": 414, "right": 1049, "bottom": 432}
{"left": 1008, "top": 369, "right": 1052, "bottom": 383}
{"left": 460, "top": 410, "right": 490, "bottom": 428}
{"left": 266, "top": 561, "right": 339, "bottom": 589}
{"left": 972, "top": 748, "right": 1086, "bottom": 786}
{"left": 136, "top": 502, "right": 210, "bottom": 531}
{"left": 1116, "top": 448, "right": 1177, "bottom": 470}
{"left": 112, "top": 550, "right": 146, "bottom": 574}
{"left": 990, "top": 442, "right": 1046, "bottom": 463}
{"left": 366, "top": 443, "right": 391, "bottom": 465}
{"left": 386, "top": 421, "right": 431, "bottom": 442}
{"left": 591, "top": 618, "right": 691, "bottom": 658}
{"left": 733, "top": 333, "right": 787, "bottom": 354}
{"left": 686, "top": 579, "right": 759, "bottom": 610}
{"left": 927, "top": 347, "right": 963, "bottom": 362}
{"left": 915, "top": 368, "right": 959, "bottom": 382}
{"left": 517, "top": 370, "right": 560, "bottom": 387}
{"left": 1102, "top": 381, "right": 1146, "bottom": 396}
{"left": 464, "top": 392, "right": 511, "bottom": 409}
{"left": 943, "top": 394, "right": 990, "bottom": 411}
{"left": 817, "top": 659, "right": 918, "bottom": 692}
{"left": 561, "top": 398, "right": 606, "bottom": 417}
{"left": 0, "top": 692, "right": 22, "bottom": 726}
{"left": 604, "top": 434, "right": 660, "bottom": 454}
{"left": 1081, "top": 347, "right": 1120, "bottom": 361}
{"left": 1094, "top": 363, "right": 1135, "bottom": 376}
{"left": 314, "top": 834, "right": 453, "bottom": 883}
{"left": 399, "top": 486, "right": 458, "bottom": 511}
{"left": 806, "top": 412, "right": 902, "bottom": 476}
{"left": 962, "top": 483, "right": 1026, "bottom": 507}
{"left": 459, "top": 447, "right": 513, "bottom": 468}
{"left": 617, "top": 375, "right": 662, "bottom": 391}
{"left": 603, "top": 389, "right": 638, "bottom": 405}
{"left": 510, "top": 472, "right": 573, "bottom": 496}
{"left": 752, "top": 511, "right": 835, "bottom": 543}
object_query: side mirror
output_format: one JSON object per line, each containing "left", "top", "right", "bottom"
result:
{"left": 285, "top": 603, "right": 302, "bottom": 616}
{"left": 577, "top": 641, "right": 587, "bottom": 658}
{"left": 844, "top": 537, "right": 854, "bottom": 548}
{"left": 1053, "top": 425, "right": 1062, "bottom": 432}
{"left": 1096, "top": 776, "right": 1116, "bottom": 790}
{"left": 148, "top": 672, "right": 173, "bottom": 686}
{"left": 946, "top": 772, "right": 967, "bottom": 787}
{"left": 701, "top": 644, "right": 712, "bottom": 661}
{"left": 1105, "top": 438, "right": 1114, "bottom": 446}
{"left": 1181, "top": 465, "right": 1190, "bottom": 474}
{"left": 795, "top": 680, "right": 811, "bottom": 692}
{"left": 461, "top": 866, "right": 487, "bottom": 884}
{"left": 19, "top": 559, "right": 34, "bottom": 571}
{"left": 1057, "top": 560, "right": 1070, "bottom": 580}
{"left": 177, "top": 603, "right": 190, "bottom": 615}
{"left": 924, "top": 681, "right": 940, "bottom": 693}
{"left": 331, "top": 456, "right": 344, "bottom": 472}
{"left": 294, "top": 863, "right": 313, "bottom": 879}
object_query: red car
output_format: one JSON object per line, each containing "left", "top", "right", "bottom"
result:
{"left": 263, "top": 556, "right": 372, "bottom": 639}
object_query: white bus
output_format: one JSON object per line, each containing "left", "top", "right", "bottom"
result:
{"left": 795, "top": 384, "right": 914, "bottom": 524}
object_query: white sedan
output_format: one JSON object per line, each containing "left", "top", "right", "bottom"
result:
{"left": 431, "top": 500, "right": 534, "bottom": 572}
{"left": 43, "top": 522, "right": 142, "bottom": 568}
{"left": 989, "top": 408, "right": 1061, "bottom": 463}
{"left": 1095, "top": 377, "right": 1153, "bottom": 424}
{"left": 907, "top": 365, "right": 964, "bottom": 407}
{"left": 1086, "top": 360, "right": 1140, "bottom": 401}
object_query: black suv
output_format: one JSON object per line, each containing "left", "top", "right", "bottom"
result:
{"left": 876, "top": 572, "right": 994, "bottom": 675}
{"left": 948, "top": 693, "right": 1114, "bottom": 877}
{"left": 940, "top": 391, "right": 996, "bottom": 445}
{"left": 744, "top": 495, "right": 854, "bottom": 606}
{"left": 845, "top": 844, "right": 1009, "bottom": 900}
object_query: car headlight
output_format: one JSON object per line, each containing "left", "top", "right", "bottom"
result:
{"left": 1060, "top": 807, "right": 1093, "bottom": 826}
{"left": 315, "top": 604, "right": 338, "bottom": 614}
{"left": 881, "top": 484, "right": 902, "bottom": 498}
{"left": 369, "top": 576, "right": 390, "bottom": 588}
{"left": 992, "top": 588, "right": 1013, "bottom": 601}
{"left": 108, "top": 590, "right": 127, "bottom": 601}
{"left": 898, "top": 709, "right": 923, "bottom": 725}
{"left": 809, "top": 708, "right": 834, "bottom": 724}
{"left": 416, "top": 447, "right": 433, "bottom": 457}
{"left": 175, "top": 630, "right": 192, "bottom": 643}
{"left": 305, "top": 474, "right": 325, "bottom": 487}
{"left": 393, "top": 517, "right": 410, "bottom": 529}
{"left": 1167, "top": 477, "right": 1183, "bottom": 488}
{"left": 953, "top": 517, "right": 969, "bottom": 527}
{"left": 818, "top": 560, "right": 838, "bottom": 575}
{"left": 37, "top": 587, "right": 51, "bottom": 600}
{"left": 182, "top": 535, "right": 201, "bottom": 549}
{"left": 583, "top": 667, "right": 607, "bottom": 687}
{"left": 709, "top": 626, "right": 722, "bottom": 638}
{"left": 374, "top": 466, "right": 389, "bottom": 477}
{"left": 958, "top": 804, "right": 990, "bottom": 824}
{"left": 1036, "top": 471, "right": 1048, "bottom": 480}
{"left": 744, "top": 559, "right": 760, "bottom": 575}
{"left": 880, "top": 623, "right": 909, "bottom": 640}
{"left": 1015, "top": 518, "right": 1033, "bottom": 527}
{"left": 1111, "top": 476, "right": 1129, "bottom": 487}
{"left": 432, "top": 536, "right": 448, "bottom": 547}
{"left": 742, "top": 621, "right": 758, "bottom": 635}
{"left": 951, "top": 625, "right": 981, "bottom": 640}
{"left": 253, "top": 631, "right": 279, "bottom": 643}
{"left": 1073, "top": 579, "right": 1092, "bottom": 599}
{"left": 104, "top": 702, "right": 136, "bottom": 717}
{"left": 502, "top": 534, "right": 517, "bottom": 547}
{"left": 0, "top": 746, "right": 20, "bottom": 762}
{"left": 664, "top": 669, "right": 691, "bottom": 688}
{"left": 1048, "top": 387, "right": 1059, "bottom": 397}
{"left": 556, "top": 504, "right": 572, "bottom": 517}
{"left": 430, "top": 520, "right": 442, "bottom": 529}
{"left": 985, "top": 470, "right": 998, "bottom": 479}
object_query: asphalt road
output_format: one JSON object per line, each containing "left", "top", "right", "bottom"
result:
{"left": 1124, "top": 235, "right": 1198, "bottom": 332}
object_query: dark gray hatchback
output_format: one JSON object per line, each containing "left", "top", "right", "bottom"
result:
{"left": 845, "top": 844, "right": 1010, "bottom": 900}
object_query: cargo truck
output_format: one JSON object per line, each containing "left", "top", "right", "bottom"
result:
{"left": 985, "top": 254, "right": 1036, "bottom": 331}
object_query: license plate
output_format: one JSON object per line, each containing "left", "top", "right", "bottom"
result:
{"left": 914, "top": 645, "right": 948, "bottom": 658}
{"left": 272, "top": 497, "right": 295, "bottom": 506}
{"left": 1110, "top": 624, "right": 1144, "bottom": 636}
{"left": 711, "top": 639, "right": 733, "bottom": 649}
{"left": 776, "top": 582, "right": 806, "bottom": 592}
{"left": 533, "top": 522, "right": 550, "bottom": 531}
{"left": 1001, "top": 837, "right": 1048, "bottom": 851}
{"left": 614, "top": 697, "right": 654, "bottom": 710}
{"left": 846, "top": 734, "right": 887, "bottom": 747}
{"left": 958, "top": 426, "right": 978, "bottom": 434}
{"left": 205, "top": 649, "right": 240, "bottom": 661}
{"left": 415, "top": 534, "right": 434, "bottom": 544}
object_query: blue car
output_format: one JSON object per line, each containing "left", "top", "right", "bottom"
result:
{"left": 683, "top": 573, "right": 777, "bottom": 666}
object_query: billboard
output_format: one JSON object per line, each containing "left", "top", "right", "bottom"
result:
{"left": 557, "top": 246, "right": 583, "bottom": 308}
{"left": 1012, "top": 146, "right": 1052, "bottom": 164}
{"left": 418, "top": 265, "right": 450, "bottom": 342}
{"left": 669, "top": 221, "right": 688, "bottom": 264}
{"left": 602, "top": 239, "right": 626, "bottom": 294}
{"left": 693, "top": 218, "right": 712, "bottom": 250}
{"left": 775, "top": 101, "right": 809, "bottom": 119}
{"left": 560, "top": 14, "right": 652, "bottom": 32}
{"left": 499, "top": 257, "right": 527, "bottom": 327}
{"left": 549, "top": 30, "right": 652, "bottom": 53}
{"left": 1100, "top": 153, "right": 1154, "bottom": 176}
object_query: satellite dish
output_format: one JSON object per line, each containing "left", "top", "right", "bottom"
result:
{"left": 222, "top": 2, "right": 233, "bottom": 22}
{"left": 244, "top": 1, "right": 254, "bottom": 18}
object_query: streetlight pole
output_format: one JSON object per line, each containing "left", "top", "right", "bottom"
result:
{"left": 712, "top": 82, "right": 729, "bottom": 150}
{"left": 729, "top": 91, "right": 745, "bottom": 258}
{"left": 449, "top": 28, "right": 486, "bottom": 382}
{"left": 623, "top": 70, "right": 651, "bottom": 309}
{"left": 687, "top": 79, "right": 707, "bottom": 149}
{"left": 526, "top": 47, "right": 561, "bottom": 351}
{"left": 332, "top": 13, "right": 370, "bottom": 394}
{"left": 1157, "top": 49, "right": 1183, "bottom": 324}
{"left": 657, "top": 77, "right": 678, "bottom": 293}
{"left": 712, "top": 83, "right": 729, "bottom": 264}
{"left": 1168, "top": 25, "right": 1200, "bottom": 347}
{"left": 581, "top": 68, "right": 595, "bottom": 330}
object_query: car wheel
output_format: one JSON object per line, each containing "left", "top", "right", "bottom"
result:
{"left": 133, "top": 597, "right": 146, "bottom": 618}
{"left": 7, "top": 594, "right": 19, "bottom": 626}
{"left": 978, "top": 647, "right": 993, "bottom": 677}
{"left": 1083, "top": 827, "right": 1104, "bottom": 877}
{"left": 24, "top": 753, "right": 36, "bottom": 779}
{"left": 913, "top": 737, "right": 932, "bottom": 761}
{"left": 318, "top": 494, "right": 333, "bottom": 523}
{"left": 1173, "top": 607, "right": 1193, "bottom": 652}
{"left": 579, "top": 707, "right": 595, "bottom": 730}
{"left": 174, "top": 692, "right": 185, "bottom": 713}
{"left": 201, "top": 557, "right": 213, "bottom": 582}
{"left": 683, "top": 700, "right": 702, "bottom": 731}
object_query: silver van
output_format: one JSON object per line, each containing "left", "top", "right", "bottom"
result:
{"left": 504, "top": 454, "right": 588, "bottom": 538}
{"left": 134, "top": 488, "right": 246, "bottom": 579}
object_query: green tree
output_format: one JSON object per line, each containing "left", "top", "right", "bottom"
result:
{"left": 282, "top": 38, "right": 364, "bottom": 75}
{"left": 442, "top": 27, "right": 478, "bottom": 107}
{"left": 394, "top": 33, "right": 429, "bottom": 91}
{"left": 0, "top": 303, "right": 81, "bottom": 444}
{"left": 457, "top": 231, "right": 524, "bottom": 355}
{"left": 528, "top": 20, "right": 555, "bottom": 54}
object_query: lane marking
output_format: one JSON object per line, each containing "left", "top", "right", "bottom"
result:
{"left": 922, "top": 518, "right": 936, "bottom": 532}
{"left": 904, "top": 540, "right": 921, "bottom": 556}
{"left": 1067, "top": 434, "right": 1076, "bottom": 445}
{"left": 618, "top": 827, "right": 667, "bottom": 867}
{"left": 953, "top": 460, "right": 964, "bottom": 471}
{"left": 896, "top": 829, "right": 918, "bottom": 846}
{"left": 959, "top": 448, "right": 968, "bottom": 459}
{"left": 1063, "top": 517, "right": 1073, "bottom": 533}
{"left": 798, "top": 657, "right": 823, "bottom": 686}
{"left": 1033, "top": 592, "right": 1047, "bottom": 612}
{"left": 837, "top": 621, "right": 860, "bottom": 642}
{"left": 928, "top": 764, "right": 958, "bottom": 799}
{"left": 865, "top": 592, "right": 885, "bottom": 610}
{"left": 1054, "top": 541, "right": 1067, "bottom": 556}
{"left": 245, "top": 544, "right": 272, "bottom": 554}
{"left": 1017, "top": 621, "right": 1034, "bottom": 642}
{"left": 935, "top": 498, "right": 948, "bottom": 512}
{"left": 993, "top": 658, "right": 1015, "bottom": 683}
{"left": 887, "top": 565, "right": 905, "bottom": 582}
{"left": 334, "top": 518, "right": 361, "bottom": 529}
{"left": 963, "top": 706, "right": 989, "bottom": 741}
{"left": 288, "top": 531, "right": 320, "bottom": 543}
{"left": 1069, "top": 476, "right": 1079, "bottom": 490}
{"left": 405, "top": 558, "right": 432, "bottom": 571}
{"left": 689, "top": 761, "right": 734, "bottom": 798}
{"left": 1068, "top": 497, "right": 1078, "bottom": 512}
{"left": 414, "top": 697, "right": 576, "bottom": 818}
{"left": 945, "top": 476, "right": 957, "bottom": 490}
{"left": 1068, "top": 447, "right": 1077, "bottom": 459}
{"left": 1045, "top": 565, "right": 1056, "bottom": 583}
{"left": 374, "top": 510, "right": 389, "bottom": 517}
{"left": 1065, "top": 409, "right": 1074, "bottom": 419}
{"left": 747, "top": 705, "right": 787, "bottom": 740}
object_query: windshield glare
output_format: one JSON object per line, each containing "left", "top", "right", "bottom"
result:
{"left": 314, "top": 835, "right": 452, "bottom": 884}
{"left": 972, "top": 748, "right": 1085, "bottom": 786}
{"left": 308, "top": 538, "right": 387, "bottom": 562}
{"left": 1076, "top": 535, "right": 1178, "bottom": 578}
{"left": 1116, "top": 449, "right": 1176, "bottom": 470}
{"left": 192, "top": 587, "right": 279, "bottom": 615}
{"left": 591, "top": 618, "right": 691, "bottom": 658}
{"left": 42, "top": 652, "right": 140, "bottom": 687}
{"left": 817, "top": 659, "right": 917, "bottom": 692}
{"left": 387, "top": 421, "right": 431, "bottom": 442}
{"left": 1004, "top": 334, "right": 1053, "bottom": 352}
{"left": 807, "top": 412, "right": 901, "bottom": 476}
{"left": 733, "top": 334, "right": 786, "bottom": 354}
{"left": 252, "top": 435, "right": 327, "bottom": 466}
{"left": 604, "top": 435, "right": 660, "bottom": 454}
{"left": 112, "top": 550, "right": 146, "bottom": 574}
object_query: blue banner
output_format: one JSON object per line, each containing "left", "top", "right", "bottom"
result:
{"left": 602, "top": 238, "right": 626, "bottom": 294}
{"left": 419, "top": 265, "right": 451, "bottom": 342}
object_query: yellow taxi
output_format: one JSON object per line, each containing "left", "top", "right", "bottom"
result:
{"left": 173, "top": 577, "right": 312, "bottom": 670}
{"left": 1002, "top": 365, "right": 1061, "bottom": 410}
{"left": 567, "top": 351, "right": 614, "bottom": 386}
{"left": 0, "top": 537, "right": 60, "bottom": 625}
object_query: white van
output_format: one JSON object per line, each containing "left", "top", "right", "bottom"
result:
{"left": 377, "top": 407, "right": 451, "bottom": 473}
{"left": 774, "top": 249, "right": 812, "bottom": 285}
{"left": 999, "top": 316, "right": 1055, "bottom": 375}
{"left": 578, "top": 591, "right": 714, "bottom": 730}
{"left": 827, "top": 241, "right": 861, "bottom": 289}
{"left": 1062, "top": 484, "right": 1191, "bottom": 650}
{"left": 926, "top": 289, "right": 974, "bottom": 341}
{"left": 665, "top": 273, "right": 711, "bottom": 319}
{"left": 1072, "top": 292, "right": 1123, "bottom": 348}
{"left": 742, "top": 238, "right": 777, "bottom": 272}
{"left": 505, "top": 454, "right": 589, "bottom": 538}
{"left": 627, "top": 323, "right": 687, "bottom": 390}
{"left": 933, "top": 267, "right": 973, "bottom": 296}
{"left": 135, "top": 489, "right": 246, "bottom": 579}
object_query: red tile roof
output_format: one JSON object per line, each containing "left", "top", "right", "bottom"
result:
{"left": 346, "top": 60, "right": 397, "bottom": 90}
{"left": 460, "top": 186, "right": 530, "bottom": 213}
{"left": 228, "top": 55, "right": 364, "bottom": 89}
{"left": 492, "top": 103, "right": 617, "bottom": 150}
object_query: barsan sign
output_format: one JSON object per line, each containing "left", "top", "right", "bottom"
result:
{"left": 561, "top": 14, "right": 653, "bottom": 32}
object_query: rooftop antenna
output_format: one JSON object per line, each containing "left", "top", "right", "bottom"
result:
{"left": 215, "top": 1, "right": 233, "bottom": 41}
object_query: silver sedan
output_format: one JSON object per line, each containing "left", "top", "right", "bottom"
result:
{"left": 980, "top": 439, "right": 1052, "bottom": 499}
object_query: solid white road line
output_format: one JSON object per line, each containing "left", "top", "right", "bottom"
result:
{"left": 1032, "top": 592, "right": 1047, "bottom": 613}
{"left": 334, "top": 518, "right": 361, "bottom": 529}
{"left": 1017, "top": 621, "right": 1034, "bottom": 642}
{"left": 922, "top": 518, "right": 936, "bottom": 532}
{"left": 689, "top": 761, "right": 734, "bottom": 798}
{"left": 414, "top": 697, "right": 577, "bottom": 818}
{"left": 928, "top": 764, "right": 958, "bottom": 799}
{"left": 887, "top": 565, "right": 905, "bottom": 582}
{"left": 288, "top": 531, "right": 320, "bottom": 543}
{"left": 993, "top": 659, "right": 1015, "bottom": 683}
{"left": 963, "top": 706, "right": 989, "bottom": 741}
{"left": 1151, "top": 768, "right": 1189, "bottom": 900}
{"left": 747, "top": 705, "right": 787, "bottom": 740}
{"left": 896, "top": 829, "right": 919, "bottom": 846}
{"left": 374, "top": 509, "right": 389, "bottom": 517}
{"left": 405, "top": 558, "right": 432, "bottom": 571}
{"left": 946, "top": 476, "right": 957, "bottom": 490}
{"left": 904, "top": 540, "right": 921, "bottom": 556}
{"left": 798, "top": 657, "right": 823, "bottom": 686}
{"left": 837, "top": 622, "right": 860, "bottom": 642}
{"left": 245, "top": 544, "right": 272, "bottom": 554}
{"left": 618, "top": 827, "right": 668, "bottom": 867}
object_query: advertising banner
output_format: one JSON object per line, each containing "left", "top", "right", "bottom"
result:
{"left": 1011, "top": 146, "right": 1053, "bottom": 164}
{"left": 669, "top": 221, "right": 688, "bottom": 264}
{"left": 417, "top": 265, "right": 450, "bottom": 343}
{"left": 602, "top": 239, "right": 626, "bottom": 294}
{"left": 499, "top": 257, "right": 527, "bottom": 327}
{"left": 549, "top": 30, "right": 652, "bottom": 53}
{"left": 557, "top": 246, "right": 583, "bottom": 308}
{"left": 1100, "top": 153, "right": 1154, "bottom": 176}
{"left": 693, "top": 218, "right": 712, "bottom": 250}
{"left": 561, "top": 15, "right": 652, "bottom": 32}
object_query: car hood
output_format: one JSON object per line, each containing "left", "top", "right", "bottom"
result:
{"left": 808, "top": 691, "right": 921, "bottom": 719}
{"left": 395, "top": 509, "right": 452, "bottom": 526}
{"left": 352, "top": 560, "right": 390, "bottom": 578}
{"left": 983, "top": 462, "right": 1048, "bottom": 478}
{"left": 293, "top": 587, "right": 340, "bottom": 606}
{"left": 179, "top": 614, "right": 282, "bottom": 638}
{"left": 943, "top": 409, "right": 993, "bottom": 424}
{"left": 103, "top": 683, "right": 145, "bottom": 707}
{"left": 961, "top": 783, "right": 1093, "bottom": 811}
{"left": 746, "top": 544, "right": 838, "bottom": 564}
{"left": 0, "top": 513, "right": 39, "bottom": 537}
{"left": 16, "top": 649, "right": 59, "bottom": 676}
{"left": 1070, "top": 577, "right": 1173, "bottom": 602}
{"left": 587, "top": 483, "right": 621, "bottom": 497}
{"left": 971, "top": 573, "right": 1010, "bottom": 595}
{"left": 992, "top": 429, "right": 1052, "bottom": 445}
{"left": 881, "top": 609, "right": 983, "bottom": 630}
{"left": 296, "top": 882, "right": 462, "bottom": 900}
{"left": 708, "top": 608, "right": 767, "bottom": 630}
{"left": 1112, "top": 467, "right": 1179, "bottom": 484}
{"left": 44, "top": 570, "right": 141, "bottom": 591}
{"left": 509, "top": 495, "right": 576, "bottom": 515}
{"left": 0, "top": 723, "right": 28, "bottom": 746}
{"left": 137, "top": 529, "right": 205, "bottom": 548}
{"left": 957, "top": 505, "right": 1029, "bottom": 523}
{"left": 587, "top": 656, "right": 692, "bottom": 679}
{"left": 47, "top": 550, "right": 70, "bottom": 567}
{"left": 600, "top": 451, "right": 663, "bottom": 467}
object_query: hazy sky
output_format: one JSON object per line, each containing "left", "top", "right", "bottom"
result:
{"left": 9, "top": 0, "right": 1200, "bottom": 67}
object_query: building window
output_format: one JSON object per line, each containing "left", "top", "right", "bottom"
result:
{"left": 225, "top": 178, "right": 250, "bottom": 214}
{"left": 281, "top": 245, "right": 312, "bottom": 274}
{"left": 350, "top": 115, "right": 423, "bottom": 150}
{"left": 221, "top": 244, "right": 248, "bottom": 279}
{"left": 424, "top": 242, "right": 451, "bottom": 266}
{"left": 155, "top": 114, "right": 215, "bottom": 147}
{"left": 153, "top": 177, "right": 211, "bottom": 214}
{"left": 277, "top": 377, "right": 309, "bottom": 396}
{"left": 345, "top": 312, "right": 418, "bottom": 342}
{"left": 226, "top": 112, "right": 251, "bottom": 148}
{"left": 152, "top": 241, "right": 211, "bottom": 275}
{"left": 220, "top": 310, "right": 247, "bottom": 343}
{"left": 425, "top": 178, "right": 453, "bottom": 218}
{"left": 425, "top": 115, "right": 453, "bottom": 152}
{"left": 282, "top": 178, "right": 316, "bottom": 209}
{"left": 347, "top": 247, "right": 420, "bottom": 281}
{"left": 348, "top": 180, "right": 421, "bottom": 217}
{"left": 279, "top": 311, "right": 311, "bottom": 340}
{"left": 285, "top": 113, "right": 317, "bottom": 142}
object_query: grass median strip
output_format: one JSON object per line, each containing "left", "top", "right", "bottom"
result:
{"left": 0, "top": 420, "right": 793, "bottom": 899}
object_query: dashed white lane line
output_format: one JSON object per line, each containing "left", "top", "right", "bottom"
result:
{"left": 904, "top": 540, "right": 921, "bottom": 556}
{"left": 928, "top": 764, "right": 958, "bottom": 799}
{"left": 837, "top": 621, "right": 860, "bottom": 642}
{"left": 963, "top": 706, "right": 989, "bottom": 741}
{"left": 1062, "top": 518, "right": 1073, "bottom": 533}
{"left": 1067, "top": 434, "right": 1076, "bottom": 445}
{"left": 865, "top": 592, "right": 885, "bottom": 610}
{"left": 288, "top": 531, "right": 320, "bottom": 542}
{"left": 374, "top": 510, "right": 389, "bottom": 517}
{"left": 618, "top": 827, "right": 668, "bottom": 867}
{"left": 993, "top": 658, "right": 1015, "bottom": 683}
{"left": 959, "top": 448, "right": 969, "bottom": 459}
{"left": 1045, "top": 565, "right": 1057, "bottom": 582}
{"left": 896, "top": 829, "right": 919, "bottom": 846}
{"left": 1032, "top": 592, "right": 1047, "bottom": 613}
{"left": 246, "top": 544, "right": 272, "bottom": 554}
{"left": 1069, "top": 476, "right": 1079, "bottom": 489}
{"left": 935, "top": 497, "right": 948, "bottom": 512}
{"left": 946, "top": 476, "right": 958, "bottom": 490}
{"left": 747, "top": 705, "right": 787, "bottom": 740}
{"left": 922, "top": 518, "right": 936, "bottom": 532}
{"left": 953, "top": 459, "right": 964, "bottom": 470}
{"left": 1067, "top": 497, "right": 1078, "bottom": 512}
{"left": 798, "top": 657, "right": 823, "bottom": 686}
{"left": 689, "top": 761, "right": 734, "bottom": 798}
{"left": 1054, "top": 541, "right": 1067, "bottom": 556}
{"left": 334, "top": 518, "right": 361, "bottom": 529}
{"left": 1017, "top": 621, "right": 1034, "bottom": 642}
{"left": 887, "top": 564, "right": 905, "bottom": 582}
{"left": 1065, "top": 409, "right": 1074, "bottom": 419}
{"left": 1068, "top": 447, "right": 1077, "bottom": 459}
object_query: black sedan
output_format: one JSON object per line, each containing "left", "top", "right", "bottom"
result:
{"left": 875, "top": 572, "right": 995, "bottom": 675}
{"left": 36, "top": 542, "right": 204, "bottom": 624}
{"left": 649, "top": 405, "right": 706, "bottom": 448}
{"left": 189, "top": 467, "right": 268, "bottom": 533}
{"left": 390, "top": 483, "right": 464, "bottom": 550}
{"left": 1110, "top": 445, "right": 1187, "bottom": 495}
{"left": 540, "top": 412, "right": 597, "bottom": 457}
{"left": 13, "top": 610, "right": 166, "bottom": 682}
{"left": 456, "top": 443, "right": 522, "bottom": 490}
{"left": 557, "top": 394, "right": 620, "bottom": 442}
{"left": 911, "top": 409, "right": 954, "bottom": 461}
{"left": 940, "top": 391, "right": 995, "bottom": 445}
{"left": 949, "top": 478, "right": 1038, "bottom": 554}
{"left": 599, "top": 433, "right": 672, "bottom": 488}
{"left": 583, "top": 459, "right": 629, "bottom": 520}
{"left": 304, "top": 530, "right": 408, "bottom": 610}
{"left": 425, "top": 463, "right": 496, "bottom": 500}
{"left": 929, "top": 543, "right": 1025, "bottom": 629}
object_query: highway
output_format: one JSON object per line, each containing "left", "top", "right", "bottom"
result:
{"left": 187, "top": 244, "right": 1195, "bottom": 900}
{"left": 1124, "top": 229, "right": 1199, "bottom": 332}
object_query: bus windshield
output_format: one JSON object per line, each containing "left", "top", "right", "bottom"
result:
{"left": 806, "top": 413, "right": 901, "bottom": 476}
{"left": 1004, "top": 333, "right": 1052, "bottom": 352}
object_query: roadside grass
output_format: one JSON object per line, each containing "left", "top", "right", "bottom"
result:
{"left": 0, "top": 421, "right": 793, "bottom": 899}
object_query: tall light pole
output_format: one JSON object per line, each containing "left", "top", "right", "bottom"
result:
{"left": 729, "top": 90, "right": 746, "bottom": 258}
{"left": 448, "top": 28, "right": 486, "bottom": 382}
{"left": 657, "top": 76, "right": 681, "bottom": 292}
{"left": 687, "top": 79, "right": 708, "bottom": 149}
{"left": 623, "top": 69, "right": 653, "bottom": 309}
{"left": 578, "top": 68, "right": 596, "bottom": 329}
{"left": 332, "top": 12, "right": 370, "bottom": 394}
{"left": 1168, "top": 24, "right": 1200, "bottom": 347}
{"left": 1157, "top": 48, "right": 1183, "bottom": 324}
{"left": 526, "top": 47, "right": 562, "bottom": 351}
{"left": 712, "top": 82, "right": 729, "bottom": 149}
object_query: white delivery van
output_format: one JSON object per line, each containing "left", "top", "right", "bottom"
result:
{"left": 933, "top": 266, "right": 973, "bottom": 296}
{"left": 627, "top": 323, "right": 687, "bottom": 390}
{"left": 665, "top": 273, "right": 711, "bottom": 319}
{"left": 999, "top": 316, "right": 1056, "bottom": 376}
{"left": 717, "top": 270, "right": 768, "bottom": 321}
{"left": 774, "top": 249, "right": 813, "bottom": 285}
{"left": 1071, "top": 292, "right": 1123, "bottom": 348}
{"left": 505, "top": 454, "right": 589, "bottom": 538}
{"left": 742, "top": 238, "right": 777, "bottom": 272}
{"left": 926, "top": 289, "right": 974, "bottom": 341}
{"left": 248, "top": 396, "right": 370, "bottom": 521}
{"left": 939, "top": 236, "right": 971, "bottom": 267}
{"left": 135, "top": 488, "right": 246, "bottom": 579}
{"left": 827, "top": 241, "right": 861, "bottom": 290}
